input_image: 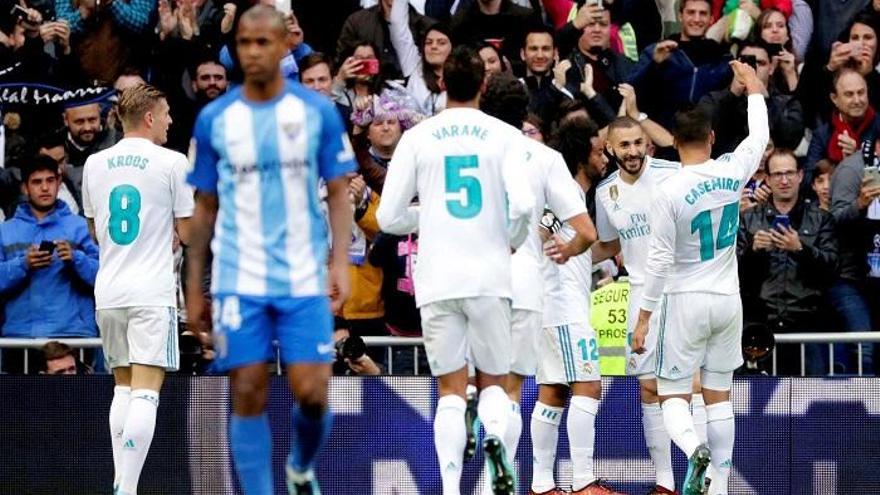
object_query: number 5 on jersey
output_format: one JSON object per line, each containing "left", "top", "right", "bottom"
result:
{"left": 108, "top": 184, "right": 142, "bottom": 245}
{"left": 444, "top": 155, "right": 482, "bottom": 219}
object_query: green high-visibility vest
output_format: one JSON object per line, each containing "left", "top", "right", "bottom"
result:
{"left": 590, "top": 279, "right": 630, "bottom": 376}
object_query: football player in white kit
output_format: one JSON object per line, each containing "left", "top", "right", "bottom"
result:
{"left": 82, "top": 85, "right": 194, "bottom": 495}
{"left": 632, "top": 61, "right": 768, "bottom": 495}
{"left": 478, "top": 72, "right": 597, "bottom": 494}
{"left": 531, "top": 117, "right": 624, "bottom": 495}
{"left": 594, "top": 116, "right": 708, "bottom": 495}
{"left": 376, "top": 47, "right": 535, "bottom": 495}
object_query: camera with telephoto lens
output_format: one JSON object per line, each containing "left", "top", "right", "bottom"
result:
{"left": 740, "top": 322, "right": 775, "bottom": 375}
{"left": 335, "top": 334, "right": 367, "bottom": 361}
{"left": 179, "top": 331, "right": 209, "bottom": 374}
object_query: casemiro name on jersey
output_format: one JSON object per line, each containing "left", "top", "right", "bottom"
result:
{"left": 684, "top": 176, "right": 741, "bottom": 205}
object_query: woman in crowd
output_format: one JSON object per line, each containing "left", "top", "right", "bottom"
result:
{"left": 388, "top": 0, "right": 451, "bottom": 116}
{"left": 751, "top": 7, "right": 800, "bottom": 94}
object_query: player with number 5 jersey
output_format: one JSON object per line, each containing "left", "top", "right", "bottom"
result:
{"left": 82, "top": 84, "right": 194, "bottom": 495}
{"left": 377, "top": 47, "right": 534, "bottom": 495}
{"left": 633, "top": 61, "right": 769, "bottom": 495}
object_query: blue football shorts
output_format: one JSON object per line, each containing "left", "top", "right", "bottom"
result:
{"left": 211, "top": 294, "right": 334, "bottom": 371}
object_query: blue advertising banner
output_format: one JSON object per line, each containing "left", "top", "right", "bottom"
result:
{"left": 1, "top": 376, "right": 878, "bottom": 494}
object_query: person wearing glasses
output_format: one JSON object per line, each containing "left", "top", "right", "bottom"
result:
{"left": 737, "top": 148, "right": 838, "bottom": 376}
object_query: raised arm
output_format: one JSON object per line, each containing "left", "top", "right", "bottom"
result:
{"left": 389, "top": 0, "right": 423, "bottom": 78}
{"left": 729, "top": 60, "right": 770, "bottom": 179}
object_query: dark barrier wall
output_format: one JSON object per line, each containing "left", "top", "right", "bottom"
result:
{"left": 1, "top": 376, "right": 879, "bottom": 494}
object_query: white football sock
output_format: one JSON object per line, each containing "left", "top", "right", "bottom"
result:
{"left": 477, "top": 385, "right": 510, "bottom": 439}
{"left": 706, "top": 401, "right": 735, "bottom": 495}
{"left": 691, "top": 393, "right": 708, "bottom": 444}
{"left": 505, "top": 401, "right": 522, "bottom": 464}
{"left": 481, "top": 400, "right": 523, "bottom": 495}
{"left": 642, "top": 402, "right": 675, "bottom": 491}
{"left": 118, "top": 389, "right": 159, "bottom": 495}
{"left": 662, "top": 397, "right": 701, "bottom": 458}
{"left": 568, "top": 395, "right": 599, "bottom": 491}
{"left": 109, "top": 386, "right": 131, "bottom": 489}
{"left": 435, "top": 395, "right": 467, "bottom": 495}
{"left": 530, "top": 402, "right": 563, "bottom": 493}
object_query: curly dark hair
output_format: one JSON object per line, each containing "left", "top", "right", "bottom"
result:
{"left": 480, "top": 72, "right": 528, "bottom": 128}
{"left": 550, "top": 115, "right": 598, "bottom": 177}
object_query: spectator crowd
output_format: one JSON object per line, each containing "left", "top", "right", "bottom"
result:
{"left": 1, "top": 0, "right": 880, "bottom": 376}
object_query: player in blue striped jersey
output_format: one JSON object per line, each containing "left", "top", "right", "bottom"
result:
{"left": 184, "top": 6, "right": 355, "bottom": 495}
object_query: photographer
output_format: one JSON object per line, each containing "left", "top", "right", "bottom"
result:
{"left": 332, "top": 327, "right": 381, "bottom": 376}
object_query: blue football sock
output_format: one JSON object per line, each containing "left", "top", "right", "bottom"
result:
{"left": 288, "top": 405, "right": 333, "bottom": 472}
{"left": 230, "top": 414, "right": 273, "bottom": 495}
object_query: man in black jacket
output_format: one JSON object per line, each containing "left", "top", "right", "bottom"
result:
{"left": 738, "top": 149, "right": 838, "bottom": 375}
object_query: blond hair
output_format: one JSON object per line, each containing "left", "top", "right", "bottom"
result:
{"left": 117, "top": 84, "right": 166, "bottom": 132}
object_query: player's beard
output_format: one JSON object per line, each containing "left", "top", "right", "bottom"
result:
{"left": 613, "top": 149, "right": 645, "bottom": 177}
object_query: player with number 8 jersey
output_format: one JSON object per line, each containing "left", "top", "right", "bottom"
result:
{"left": 82, "top": 84, "right": 194, "bottom": 495}
{"left": 84, "top": 141, "right": 193, "bottom": 310}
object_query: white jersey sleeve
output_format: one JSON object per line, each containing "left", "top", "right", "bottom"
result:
{"left": 82, "top": 160, "right": 94, "bottom": 218}
{"left": 502, "top": 137, "right": 536, "bottom": 249}
{"left": 640, "top": 185, "right": 677, "bottom": 312}
{"left": 595, "top": 181, "right": 618, "bottom": 243}
{"left": 376, "top": 132, "right": 419, "bottom": 235}
{"left": 171, "top": 154, "right": 195, "bottom": 218}
{"left": 725, "top": 94, "right": 770, "bottom": 180}
{"left": 544, "top": 151, "right": 587, "bottom": 223}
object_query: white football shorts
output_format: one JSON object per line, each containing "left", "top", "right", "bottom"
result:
{"left": 98, "top": 306, "right": 179, "bottom": 371}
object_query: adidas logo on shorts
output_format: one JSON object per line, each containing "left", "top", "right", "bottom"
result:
{"left": 124, "top": 439, "right": 136, "bottom": 450}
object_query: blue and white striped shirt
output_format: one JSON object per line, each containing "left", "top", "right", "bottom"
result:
{"left": 188, "top": 81, "right": 355, "bottom": 298}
